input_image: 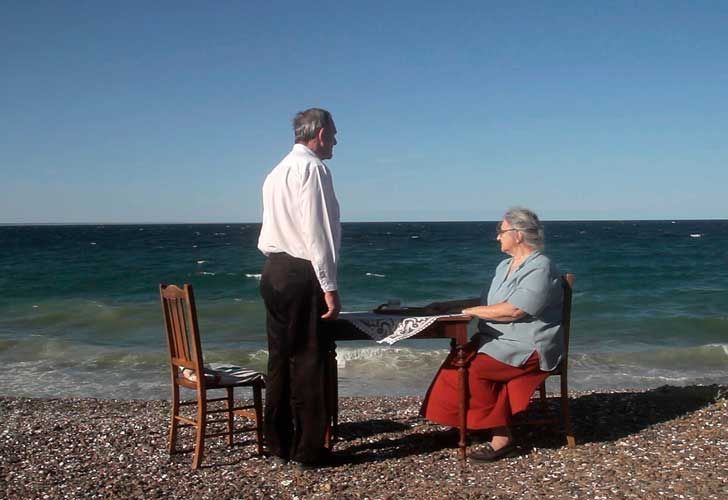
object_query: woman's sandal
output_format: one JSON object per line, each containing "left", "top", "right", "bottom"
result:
{"left": 468, "top": 442, "right": 518, "bottom": 463}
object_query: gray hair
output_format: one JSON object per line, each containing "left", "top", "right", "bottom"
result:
{"left": 503, "top": 207, "right": 545, "bottom": 250}
{"left": 293, "top": 108, "right": 333, "bottom": 143}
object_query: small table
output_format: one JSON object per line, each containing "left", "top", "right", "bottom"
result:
{"left": 320, "top": 313, "right": 473, "bottom": 459}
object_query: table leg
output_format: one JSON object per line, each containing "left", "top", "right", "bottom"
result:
{"left": 331, "top": 343, "right": 339, "bottom": 438}
{"left": 324, "top": 341, "right": 338, "bottom": 449}
{"left": 456, "top": 338, "right": 467, "bottom": 460}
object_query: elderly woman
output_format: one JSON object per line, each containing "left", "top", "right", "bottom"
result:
{"left": 421, "top": 207, "right": 564, "bottom": 462}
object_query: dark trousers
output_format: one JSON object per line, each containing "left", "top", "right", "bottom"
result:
{"left": 260, "top": 253, "right": 330, "bottom": 463}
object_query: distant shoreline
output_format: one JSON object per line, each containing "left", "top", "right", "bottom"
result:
{"left": 2, "top": 218, "right": 728, "bottom": 226}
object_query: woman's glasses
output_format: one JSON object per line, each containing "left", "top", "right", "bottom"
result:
{"left": 496, "top": 222, "right": 519, "bottom": 237}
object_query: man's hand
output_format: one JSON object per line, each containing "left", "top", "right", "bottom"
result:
{"left": 321, "top": 290, "right": 341, "bottom": 320}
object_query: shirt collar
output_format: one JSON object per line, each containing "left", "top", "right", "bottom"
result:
{"left": 293, "top": 143, "right": 318, "bottom": 158}
{"left": 521, "top": 249, "right": 542, "bottom": 266}
{"left": 502, "top": 249, "right": 542, "bottom": 283}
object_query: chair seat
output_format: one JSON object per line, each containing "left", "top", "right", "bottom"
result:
{"left": 180, "top": 364, "right": 265, "bottom": 387}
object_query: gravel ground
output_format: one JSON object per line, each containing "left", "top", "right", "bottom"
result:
{"left": 2, "top": 385, "right": 726, "bottom": 499}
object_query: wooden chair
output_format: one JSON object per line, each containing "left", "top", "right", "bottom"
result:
{"left": 518, "top": 273, "right": 576, "bottom": 447}
{"left": 159, "top": 283, "right": 265, "bottom": 469}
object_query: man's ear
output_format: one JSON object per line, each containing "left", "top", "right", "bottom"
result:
{"left": 316, "top": 127, "right": 326, "bottom": 144}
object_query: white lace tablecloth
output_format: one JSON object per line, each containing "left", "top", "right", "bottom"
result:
{"left": 337, "top": 312, "right": 464, "bottom": 345}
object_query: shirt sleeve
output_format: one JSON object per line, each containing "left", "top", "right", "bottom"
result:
{"left": 300, "top": 162, "right": 339, "bottom": 292}
{"left": 507, "top": 265, "right": 552, "bottom": 316}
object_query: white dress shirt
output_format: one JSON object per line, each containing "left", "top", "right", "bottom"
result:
{"left": 258, "top": 144, "right": 341, "bottom": 292}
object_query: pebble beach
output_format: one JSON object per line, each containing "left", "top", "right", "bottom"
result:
{"left": 2, "top": 385, "right": 726, "bottom": 499}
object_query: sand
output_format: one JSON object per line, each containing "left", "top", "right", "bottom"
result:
{"left": 2, "top": 385, "right": 726, "bottom": 499}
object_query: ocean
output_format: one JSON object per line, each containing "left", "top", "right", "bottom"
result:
{"left": 1, "top": 221, "right": 726, "bottom": 400}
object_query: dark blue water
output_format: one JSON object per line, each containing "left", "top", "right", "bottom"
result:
{"left": 1, "top": 221, "right": 726, "bottom": 399}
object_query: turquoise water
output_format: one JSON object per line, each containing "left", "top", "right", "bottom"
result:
{"left": 1, "top": 221, "right": 726, "bottom": 399}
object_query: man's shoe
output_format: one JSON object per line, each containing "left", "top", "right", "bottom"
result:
{"left": 291, "top": 449, "right": 347, "bottom": 471}
{"left": 468, "top": 442, "right": 518, "bottom": 463}
{"left": 268, "top": 455, "right": 289, "bottom": 466}
{"left": 291, "top": 460, "right": 322, "bottom": 471}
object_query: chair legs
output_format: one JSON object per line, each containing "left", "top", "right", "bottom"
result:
{"left": 168, "top": 384, "right": 265, "bottom": 469}
{"left": 538, "top": 381, "right": 548, "bottom": 413}
{"left": 226, "top": 387, "right": 235, "bottom": 446}
{"left": 560, "top": 376, "right": 576, "bottom": 448}
{"left": 527, "top": 377, "right": 576, "bottom": 448}
{"left": 191, "top": 390, "right": 207, "bottom": 469}
{"left": 168, "top": 384, "right": 180, "bottom": 455}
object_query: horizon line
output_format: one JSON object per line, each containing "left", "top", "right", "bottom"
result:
{"left": 2, "top": 217, "right": 727, "bottom": 226}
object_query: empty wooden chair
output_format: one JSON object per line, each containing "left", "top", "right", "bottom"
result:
{"left": 159, "top": 283, "right": 265, "bottom": 469}
{"left": 518, "top": 273, "right": 576, "bottom": 447}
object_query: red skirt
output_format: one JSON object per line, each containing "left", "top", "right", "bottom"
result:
{"left": 420, "top": 344, "right": 548, "bottom": 430}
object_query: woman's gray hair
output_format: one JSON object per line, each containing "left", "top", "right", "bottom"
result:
{"left": 503, "top": 207, "right": 545, "bottom": 250}
{"left": 293, "top": 108, "right": 333, "bottom": 143}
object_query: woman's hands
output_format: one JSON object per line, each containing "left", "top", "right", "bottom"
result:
{"left": 461, "top": 306, "right": 477, "bottom": 316}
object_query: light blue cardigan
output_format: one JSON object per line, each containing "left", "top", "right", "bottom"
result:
{"left": 476, "top": 251, "right": 564, "bottom": 371}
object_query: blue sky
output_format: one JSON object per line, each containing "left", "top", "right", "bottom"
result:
{"left": 2, "top": 1, "right": 727, "bottom": 223}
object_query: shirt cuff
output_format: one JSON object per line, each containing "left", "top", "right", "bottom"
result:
{"left": 315, "top": 269, "right": 337, "bottom": 292}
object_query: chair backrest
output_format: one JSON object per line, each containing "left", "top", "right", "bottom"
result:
{"left": 561, "top": 273, "right": 575, "bottom": 362}
{"left": 159, "top": 283, "right": 205, "bottom": 385}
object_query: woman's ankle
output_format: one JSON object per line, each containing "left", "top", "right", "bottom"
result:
{"left": 490, "top": 426, "right": 512, "bottom": 450}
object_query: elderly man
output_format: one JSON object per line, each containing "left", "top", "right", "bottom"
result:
{"left": 257, "top": 108, "right": 341, "bottom": 468}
